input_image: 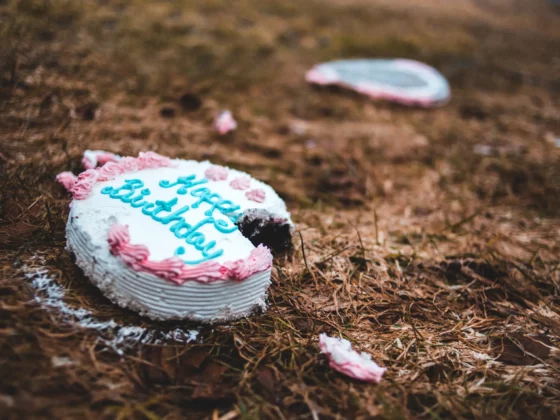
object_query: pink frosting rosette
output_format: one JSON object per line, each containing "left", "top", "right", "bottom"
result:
{"left": 245, "top": 188, "right": 266, "bottom": 203}
{"left": 204, "top": 165, "right": 229, "bottom": 181}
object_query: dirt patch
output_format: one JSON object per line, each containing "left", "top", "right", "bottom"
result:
{"left": 1, "top": 0, "right": 560, "bottom": 418}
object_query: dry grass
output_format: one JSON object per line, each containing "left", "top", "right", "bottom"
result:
{"left": 1, "top": 0, "right": 560, "bottom": 418}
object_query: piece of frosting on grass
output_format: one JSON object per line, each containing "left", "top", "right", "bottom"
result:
{"left": 214, "top": 110, "right": 237, "bottom": 135}
{"left": 319, "top": 333, "right": 386, "bottom": 383}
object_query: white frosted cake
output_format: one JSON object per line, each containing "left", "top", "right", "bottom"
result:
{"left": 56, "top": 151, "right": 293, "bottom": 323}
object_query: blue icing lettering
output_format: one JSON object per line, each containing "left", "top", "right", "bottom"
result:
{"left": 102, "top": 175, "right": 242, "bottom": 264}
{"left": 141, "top": 202, "right": 155, "bottom": 215}
{"left": 169, "top": 219, "right": 191, "bottom": 237}
{"left": 175, "top": 241, "right": 224, "bottom": 265}
{"left": 150, "top": 198, "right": 178, "bottom": 220}
{"left": 101, "top": 179, "right": 144, "bottom": 201}
{"left": 185, "top": 232, "right": 205, "bottom": 247}
{"left": 177, "top": 217, "right": 214, "bottom": 240}
{"left": 158, "top": 205, "right": 190, "bottom": 224}
{"left": 213, "top": 218, "right": 238, "bottom": 234}
{"left": 200, "top": 240, "right": 222, "bottom": 260}
{"left": 170, "top": 217, "right": 229, "bottom": 264}
{"left": 130, "top": 188, "right": 151, "bottom": 208}
{"left": 159, "top": 175, "right": 208, "bottom": 194}
{"left": 190, "top": 187, "right": 216, "bottom": 208}
{"left": 190, "top": 187, "right": 241, "bottom": 217}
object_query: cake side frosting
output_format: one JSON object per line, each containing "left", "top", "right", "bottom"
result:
{"left": 66, "top": 215, "right": 272, "bottom": 321}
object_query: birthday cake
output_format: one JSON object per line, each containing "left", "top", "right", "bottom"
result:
{"left": 56, "top": 151, "right": 293, "bottom": 322}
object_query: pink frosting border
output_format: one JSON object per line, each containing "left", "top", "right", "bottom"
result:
{"left": 107, "top": 224, "right": 272, "bottom": 284}
{"left": 59, "top": 152, "right": 174, "bottom": 200}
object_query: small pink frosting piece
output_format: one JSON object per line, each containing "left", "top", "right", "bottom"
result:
{"left": 106, "top": 224, "right": 273, "bottom": 285}
{"left": 107, "top": 225, "right": 150, "bottom": 269}
{"left": 319, "top": 333, "right": 386, "bottom": 383}
{"left": 71, "top": 169, "right": 100, "bottom": 200}
{"left": 56, "top": 171, "right": 78, "bottom": 191}
{"left": 245, "top": 188, "right": 266, "bottom": 203}
{"left": 229, "top": 177, "right": 251, "bottom": 190}
{"left": 214, "top": 111, "right": 237, "bottom": 135}
{"left": 204, "top": 165, "right": 229, "bottom": 181}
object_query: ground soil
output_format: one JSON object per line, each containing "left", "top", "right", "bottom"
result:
{"left": 1, "top": 0, "right": 560, "bottom": 418}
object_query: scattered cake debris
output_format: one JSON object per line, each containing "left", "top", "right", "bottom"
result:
{"left": 215, "top": 110, "right": 238, "bottom": 135}
{"left": 319, "top": 333, "right": 386, "bottom": 383}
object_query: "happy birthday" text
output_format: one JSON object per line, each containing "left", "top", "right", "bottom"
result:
{"left": 101, "top": 175, "right": 242, "bottom": 264}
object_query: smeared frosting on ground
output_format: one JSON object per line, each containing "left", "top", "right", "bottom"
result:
{"left": 21, "top": 255, "right": 200, "bottom": 355}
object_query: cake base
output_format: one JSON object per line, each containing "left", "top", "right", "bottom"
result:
{"left": 67, "top": 215, "right": 271, "bottom": 323}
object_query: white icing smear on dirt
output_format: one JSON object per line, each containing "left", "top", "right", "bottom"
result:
{"left": 22, "top": 257, "right": 199, "bottom": 355}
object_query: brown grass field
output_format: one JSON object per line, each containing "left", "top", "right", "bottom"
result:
{"left": 1, "top": 0, "right": 560, "bottom": 418}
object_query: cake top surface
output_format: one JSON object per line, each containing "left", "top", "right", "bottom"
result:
{"left": 66, "top": 152, "right": 291, "bottom": 284}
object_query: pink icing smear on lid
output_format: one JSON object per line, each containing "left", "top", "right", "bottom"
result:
{"left": 306, "top": 59, "right": 450, "bottom": 108}
{"left": 107, "top": 224, "right": 273, "bottom": 284}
